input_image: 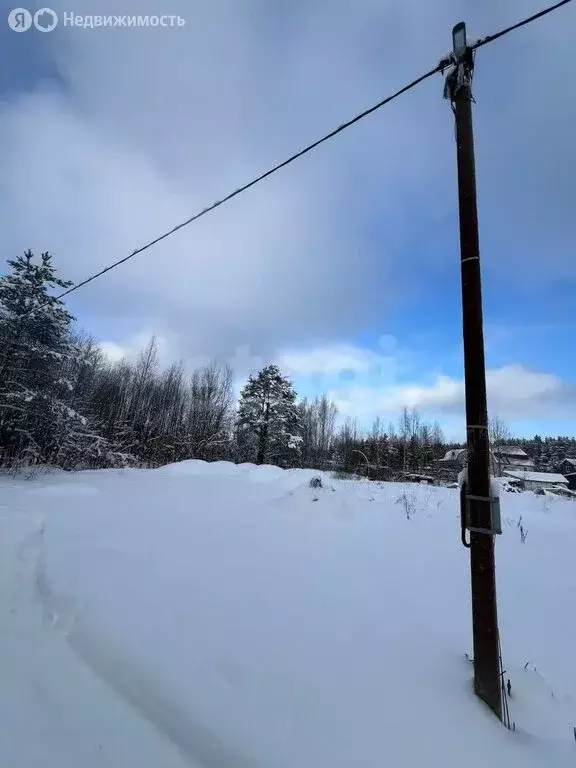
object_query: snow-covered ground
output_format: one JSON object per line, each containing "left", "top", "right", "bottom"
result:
{"left": 1, "top": 461, "right": 575, "bottom": 767}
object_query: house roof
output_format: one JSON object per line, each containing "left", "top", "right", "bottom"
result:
{"left": 561, "top": 458, "right": 576, "bottom": 467}
{"left": 439, "top": 448, "right": 466, "bottom": 462}
{"left": 439, "top": 447, "right": 535, "bottom": 463}
{"left": 495, "top": 446, "right": 529, "bottom": 457}
{"left": 499, "top": 456, "right": 534, "bottom": 467}
{"left": 503, "top": 470, "right": 568, "bottom": 484}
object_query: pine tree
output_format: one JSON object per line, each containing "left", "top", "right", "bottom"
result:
{"left": 0, "top": 251, "right": 79, "bottom": 465}
{"left": 236, "top": 364, "right": 302, "bottom": 466}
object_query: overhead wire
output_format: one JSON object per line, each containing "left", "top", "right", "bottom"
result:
{"left": 471, "top": 0, "right": 572, "bottom": 51}
{"left": 25, "top": 65, "right": 442, "bottom": 313}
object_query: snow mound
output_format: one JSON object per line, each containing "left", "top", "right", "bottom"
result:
{"left": 158, "top": 458, "right": 226, "bottom": 476}
{"left": 158, "top": 458, "right": 334, "bottom": 493}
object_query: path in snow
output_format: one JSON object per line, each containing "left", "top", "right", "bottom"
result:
{"left": 0, "top": 499, "right": 193, "bottom": 768}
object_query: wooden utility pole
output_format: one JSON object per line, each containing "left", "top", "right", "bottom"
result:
{"left": 444, "top": 22, "right": 503, "bottom": 720}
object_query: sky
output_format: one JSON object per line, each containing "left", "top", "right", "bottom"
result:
{"left": 0, "top": 0, "right": 575, "bottom": 441}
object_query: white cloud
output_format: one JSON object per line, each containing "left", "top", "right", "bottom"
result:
{"left": 329, "top": 364, "right": 576, "bottom": 429}
{"left": 97, "top": 332, "right": 171, "bottom": 364}
{"left": 98, "top": 341, "right": 128, "bottom": 363}
{"left": 97, "top": 330, "right": 211, "bottom": 371}
{"left": 278, "top": 341, "right": 398, "bottom": 378}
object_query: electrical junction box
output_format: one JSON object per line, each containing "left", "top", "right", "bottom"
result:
{"left": 461, "top": 482, "right": 502, "bottom": 536}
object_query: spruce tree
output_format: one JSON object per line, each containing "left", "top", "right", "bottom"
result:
{"left": 0, "top": 250, "right": 82, "bottom": 466}
{"left": 236, "top": 364, "right": 302, "bottom": 466}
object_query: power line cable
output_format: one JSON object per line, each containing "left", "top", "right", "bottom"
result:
{"left": 18, "top": 0, "right": 573, "bottom": 318}
{"left": 471, "top": 0, "right": 572, "bottom": 50}
{"left": 27, "top": 65, "right": 441, "bottom": 313}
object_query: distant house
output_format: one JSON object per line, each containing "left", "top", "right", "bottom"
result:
{"left": 404, "top": 473, "right": 435, "bottom": 485}
{"left": 437, "top": 445, "right": 535, "bottom": 476}
{"left": 437, "top": 448, "right": 468, "bottom": 468}
{"left": 558, "top": 458, "right": 576, "bottom": 476}
{"left": 491, "top": 446, "right": 535, "bottom": 475}
{"left": 502, "top": 470, "right": 568, "bottom": 492}
{"left": 565, "top": 473, "right": 576, "bottom": 491}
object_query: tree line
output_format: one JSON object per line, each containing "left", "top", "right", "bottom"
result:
{"left": 1, "top": 251, "right": 573, "bottom": 476}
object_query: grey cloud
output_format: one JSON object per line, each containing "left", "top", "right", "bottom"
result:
{"left": 0, "top": 0, "right": 573, "bottom": 363}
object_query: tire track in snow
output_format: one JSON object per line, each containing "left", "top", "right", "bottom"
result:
{"left": 66, "top": 622, "right": 261, "bottom": 768}
{"left": 26, "top": 519, "right": 86, "bottom": 634}
{"left": 1, "top": 510, "right": 194, "bottom": 767}
{"left": 21, "top": 513, "right": 258, "bottom": 768}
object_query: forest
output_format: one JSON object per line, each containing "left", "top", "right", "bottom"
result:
{"left": 1, "top": 251, "right": 574, "bottom": 476}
